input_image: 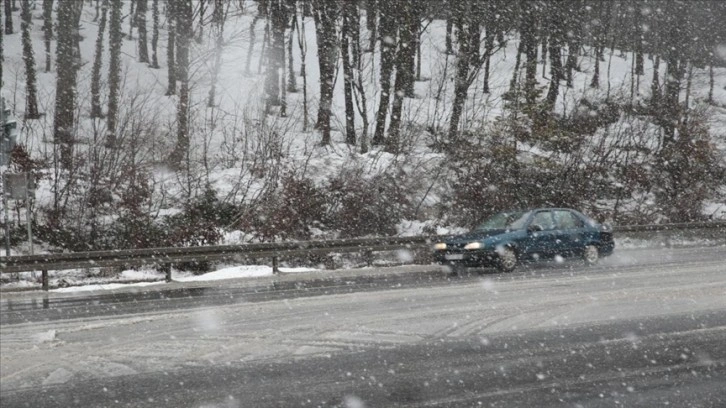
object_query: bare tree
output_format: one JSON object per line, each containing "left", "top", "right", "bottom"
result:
{"left": 42, "top": 0, "right": 53, "bottom": 72}
{"left": 0, "top": 1, "right": 3, "bottom": 88}
{"left": 312, "top": 0, "right": 338, "bottom": 145}
{"left": 207, "top": 0, "right": 226, "bottom": 107}
{"left": 340, "top": 0, "right": 356, "bottom": 145}
{"left": 4, "top": 0, "right": 12, "bottom": 34}
{"left": 387, "top": 0, "right": 417, "bottom": 152}
{"left": 170, "top": 0, "right": 193, "bottom": 165}
{"left": 20, "top": 0, "right": 39, "bottom": 118}
{"left": 150, "top": 0, "right": 159, "bottom": 68}
{"left": 371, "top": 0, "right": 396, "bottom": 146}
{"left": 54, "top": 0, "right": 79, "bottom": 169}
{"left": 91, "top": 0, "right": 108, "bottom": 119}
{"left": 265, "top": 0, "right": 291, "bottom": 112}
{"left": 295, "top": 6, "right": 309, "bottom": 131}
{"left": 245, "top": 1, "right": 265, "bottom": 75}
{"left": 166, "top": 1, "right": 176, "bottom": 95}
{"left": 137, "top": 0, "right": 149, "bottom": 63}
{"left": 106, "top": 0, "right": 122, "bottom": 146}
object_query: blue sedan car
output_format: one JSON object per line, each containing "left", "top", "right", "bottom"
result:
{"left": 433, "top": 208, "right": 614, "bottom": 273}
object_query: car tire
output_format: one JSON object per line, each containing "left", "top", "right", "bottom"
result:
{"left": 583, "top": 245, "right": 599, "bottom": 265}
{"left": 496, "top": 247, "right": 517, "bottom": 273}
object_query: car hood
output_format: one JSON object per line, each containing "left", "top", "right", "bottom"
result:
{"left": 445, "top": 229, "right": 515, "bottom": 244}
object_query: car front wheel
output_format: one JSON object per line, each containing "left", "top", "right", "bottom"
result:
{"left": 496, "top": 247, "right": 517, "bottom": 273}
{"left": 583, "top": 245, "right": 599, "bottom": 265}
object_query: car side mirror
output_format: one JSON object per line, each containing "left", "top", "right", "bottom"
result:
{"left": 527, "top": 224, "right": 543, "bottom": 233}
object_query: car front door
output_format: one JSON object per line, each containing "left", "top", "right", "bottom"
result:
{"left": 522, "top": 211, "right": 558, "bottom": 260}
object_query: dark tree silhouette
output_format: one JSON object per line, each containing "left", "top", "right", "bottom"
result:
{"left": 42, "top": 0, "right": 53, "bottom": 72}
{"left": 312, "top": 0, "right": 338, "bottom": 145}
{"left": 91, "top": 0, "right": 108, "bottom": 119}
{"left": 150, "top": 0, "right": 159, "bottom": 68}
{"left": 371, "top": 0, "right": 396, "bottom": 146}
{"left": 20, "top": 0, "right": 39, "bottom": 118}
{"left": 54, "top": 0, "right": 79, "bottom": 169}
{"left": 166, "top": 1, "right": 176, "bottom": 95}
{"left": 106, "top": 0, "right": 122, "bottom": 147}
{"left": 170, "top": 0, "right": 193, "bottom": 166}
{"left": 4, "top": 0, "right": 12, "bottom": 34}
{"left": 137, "top": 0, "right": 149, "bottom": 63}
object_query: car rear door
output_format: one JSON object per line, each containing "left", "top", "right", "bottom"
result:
{"left": 553, "top": 210, "right": 586, "bottom": 255}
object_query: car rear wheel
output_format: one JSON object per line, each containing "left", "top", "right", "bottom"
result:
{"left": 496, "top": 247, "right": 517, "bottom": 273}
{"left": 583, "top": 245, "right": 599, "bottom": 265}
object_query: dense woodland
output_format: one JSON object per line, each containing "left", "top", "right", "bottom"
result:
{"left": 1, "top": 0, "right": 726, "bottom": 255}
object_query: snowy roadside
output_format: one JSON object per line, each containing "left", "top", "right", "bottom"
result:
{"left": 2, "top": 237, "right": 723, "bottom": 293}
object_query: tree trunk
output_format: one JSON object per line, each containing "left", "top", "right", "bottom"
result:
{"left": 482, "top": 30, "right": 494, "bottom": 94}
{"left": 341, "top": 1, "right": 356, "bottom": 145}
{"left": 445, "top": 3, "right": 453, "bottom": 55}
{"left": 171, "top": 0, "right": 193, "bottom": 165}
{"left": 365, "top": 0, "right": 376, "bottom": 52}
{"left": 150, "top": 0, "right": 159, "bottom": 68}
{"left": 128, "top": 0, "right": 136, "bottom": 38}
{"left": 663, "top": 58, "right": 684, "bottom": 144}
{"left": 106, "top": 0, "right": 122, "bottom": 147}
{"left": 0, "top": 2, "right": 3, "bottom": 88}
{"left": 352, "top": 10, "right": 369, "bottom": 153}
{"left": 708, "top": 63, "right": 714, "bottom": 104}
{"left": 20, "top": 0, "right": 39, "bottom": 119}
{"left": 137, "top": 0, "right": 149, "bottom": 63}
{"left": 403, "top": 2, "right": 421, "bottom": 98}
{"left": 42, "top": 0, "right": 53, "bottom": 72}
{"left": 207, "top": 0, "right": 224, "bottom": 107}
{"left": 265, "top": 0, "right": 287, "bottom": 110}
{"left": 520, "top": 2, "right": 538, "bottom": 107}
{"left": 287, "top": 15, "right": 297, "bottom": 92}
{"left": 545, "top": 40, "right": 562, "bottom": 110}
{"left": 166, "top": 2, "right": 176, "bottom": 95}
{"left": 372, "top": 0, "right": 396, "bottom": 146}
{"left": 447, "top": 0, "right": 480, "bottom": 142}
{"left": 650, "top": 54, "right": 660, "bottom": 107}
{"left": 71, "top": 1, "right": 83, "bottom": 65}
{"left": 296, "top": 10, "right": 309, "bottom": 131}
{"left": 245, "top": 13, "right": 261, "bottom": 74}
{"left": 389, "top": 0, "right": 416, "bottom": 153}
{"left": 634, "top": 3, "right": 644, "bottom": 76}
{"left": 4, "top": 0, "right": 12, "bottom": 34}
{"left": 91, "top": 0, "right": 108, "bottom": 119}
{"left": 312, "top": 0, "right": 338, "bottom": 146}
{"left": 509, "top": 39, "right": 524, "bottom": 94}
{"left": 54, "top": 0, "right": 78, "bottom": 169}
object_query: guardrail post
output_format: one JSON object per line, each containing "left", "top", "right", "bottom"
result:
{"left": 365, "top": 250, "right": 373, "bottom": 267}
{"left": 161, "top": 263, "right": 172, "bottom": 282}
{"left": 272, "top": 256, "right": 279, "bottom": 274}
{"left": 41, "top": 270, "right": 48, "bottom": 291}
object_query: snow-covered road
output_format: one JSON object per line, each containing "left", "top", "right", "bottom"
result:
{"left": 1, "top": 246, "right": 725, "bottom": 406}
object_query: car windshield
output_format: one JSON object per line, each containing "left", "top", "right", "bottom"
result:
{"left": 476, "top": 211, "right": 530, "bottom": 230}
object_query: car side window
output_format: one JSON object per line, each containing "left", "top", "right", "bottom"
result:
{"left": 532, "top": 211, "right": 556, "bottom": 230}
{"left": 554, "top": 210, "right": 583, "bottom": 230}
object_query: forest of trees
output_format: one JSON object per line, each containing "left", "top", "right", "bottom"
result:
{"left": 1, "top": 0, "right": 725, "bottom": 254}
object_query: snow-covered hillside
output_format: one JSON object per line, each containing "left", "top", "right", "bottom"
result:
{"left": 1, "top": 1, "right": 725, "bottom": 257}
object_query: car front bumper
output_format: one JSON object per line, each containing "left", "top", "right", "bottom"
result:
{"left": 433, "top": 249, "right": 501, "bottom": 267}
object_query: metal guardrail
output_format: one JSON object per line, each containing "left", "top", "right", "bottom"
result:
{"left": 1, "top": 221, "right": 724, "bottom": 290}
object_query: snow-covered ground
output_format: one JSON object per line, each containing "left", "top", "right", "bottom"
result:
{"left": 1, "top": 2, "right": 725, "bottom": 268}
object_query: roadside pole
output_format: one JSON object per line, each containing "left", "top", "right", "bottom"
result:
{"left": 24, "top": 172, "right": 32, "bottom": 254}
{"left": 3, "top": 179, "right": 8, "bottom": 256}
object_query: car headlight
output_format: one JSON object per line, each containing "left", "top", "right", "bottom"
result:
{"left": 464, "top": 242, "right": 482, "bottom": 250}
{"left": 433, "top": 242, "right": 447, "bottom": 250}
